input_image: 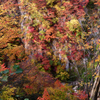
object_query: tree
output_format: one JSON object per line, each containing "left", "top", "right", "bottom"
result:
{"left": 0, "top": 0, "right": 25, "bottom": 67}
{"left": 19, "top": 0, "right": 100, "bottom": 99}
{"left": 0, "top": 0, "right": 100, "bottom": 99}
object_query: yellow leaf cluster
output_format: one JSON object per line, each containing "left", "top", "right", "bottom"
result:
{"left": 95, "top": 55, "right": 100, "bottom": 62}
{"left": 0, "top": 85, "right": 16, "bottom": 100}
{"left": 66, "top": 19, "right": 81, "bottom": 31}
{"left": 84, "top": 44, "right": 93, "bottom": 49}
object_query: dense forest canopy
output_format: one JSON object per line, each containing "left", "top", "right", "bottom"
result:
{"left": 0, "top": 0, "right": 100, "bottom": 100}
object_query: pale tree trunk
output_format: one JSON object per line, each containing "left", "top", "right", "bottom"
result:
{"left": 18, "top": 0, "right": 29, "bottom": 52}
{"left": 18, "top": 0, "right": 34, "bottom": 60}
{"left": 90, "top": 65, "right": 100, "bottom": 100}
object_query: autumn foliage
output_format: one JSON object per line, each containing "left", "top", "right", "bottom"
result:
{"left": 0, "top": 0, "right": 100, "bottom": 100}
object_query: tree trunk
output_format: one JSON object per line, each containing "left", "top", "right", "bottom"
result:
{"left": 90, "top": 65, "right": 100, "bottom": 100}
